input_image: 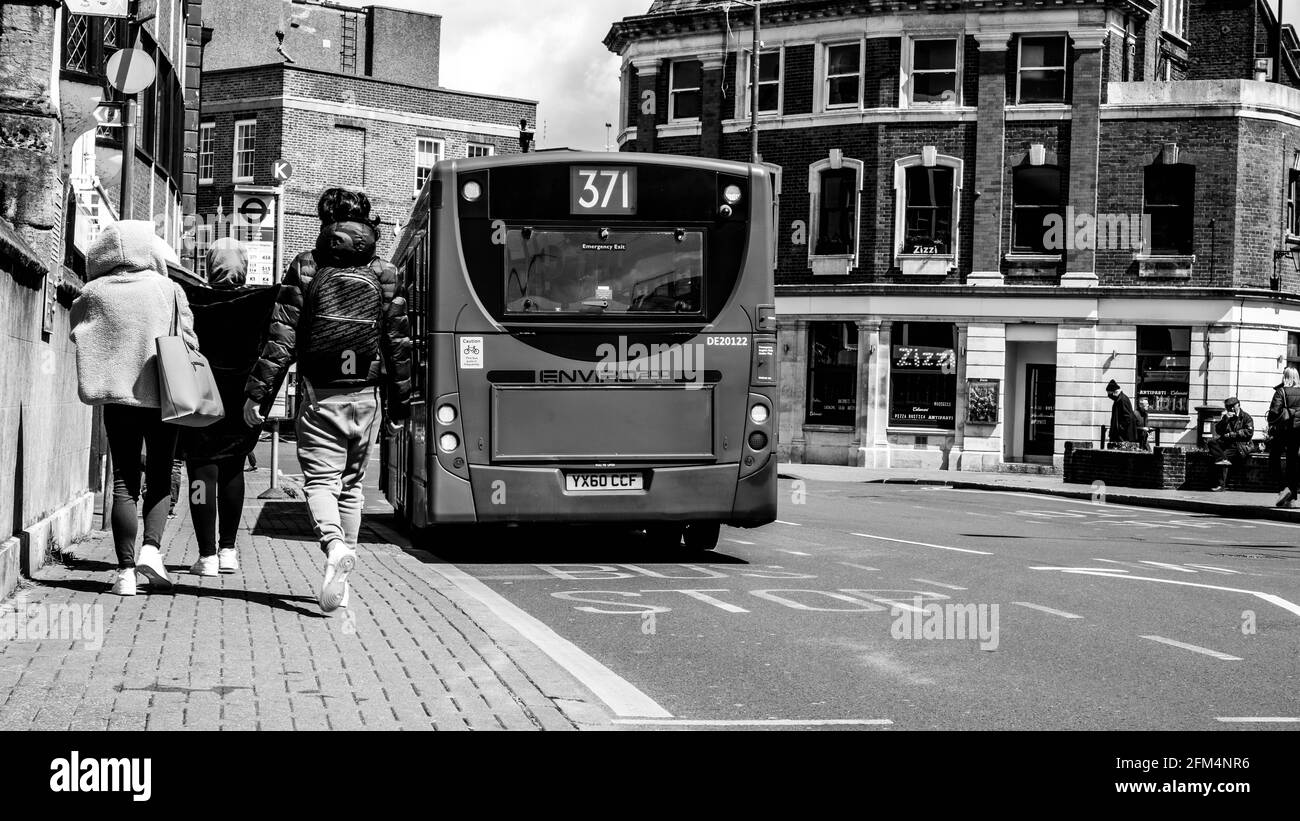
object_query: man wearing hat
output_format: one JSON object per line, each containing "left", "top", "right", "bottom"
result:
{"left": 1106, "top": 379, "right": 1138, "bottom": 446}
{"left": 1208, "top": 396, "right": 1255, "bottom": 492}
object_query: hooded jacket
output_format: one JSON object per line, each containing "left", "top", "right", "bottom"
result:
{"left": 177, "top": 239, "right": 281, "bottom": 461}
{"left": 244, "top": 220, "right": 412, "bottom": 419}
{"left": 69, "top": 220, "right": 198, "bottom": 408}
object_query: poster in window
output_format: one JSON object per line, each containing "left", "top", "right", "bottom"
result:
{"left": 966, "top": 379, "right": 999, "bottom": 424}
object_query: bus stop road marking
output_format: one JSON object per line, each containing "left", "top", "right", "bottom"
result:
{"left": 1215, "top": 717, "right": 1300, "bottom": 723}
{"left": 1141, "top": 635, "right": 1242, "bottom": 662}
{"left": 423, "top": 562, "right": 672, "bottom": 719}
{"left": 610, "top": 718, "right": 892, "bottom": 727}
{"left": 774, "top": 520, "right": 802, "bottom": 526}
{"left": 1011, "top": 601, "right": 1082, "bottom": 619}
{"left": 777, "top": 550, "right": 810, "bottom": 556}
{"left": 853, "top": 533, "right": 993, "bottom": 556}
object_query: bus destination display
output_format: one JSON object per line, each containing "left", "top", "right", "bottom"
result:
{"left": 570, "top": 166, "right": 637, "bottom": 215}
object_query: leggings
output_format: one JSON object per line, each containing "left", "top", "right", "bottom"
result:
{"left": 186, "top": 457, "right": 246, "bottom": 557}
{"left": 104, "top": 404, "right": 178, "bottom": 569}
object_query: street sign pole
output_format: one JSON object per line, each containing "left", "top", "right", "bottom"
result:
{"left": 260, "top": 182, "right": 290, "bottom": 501}
{"left": 120, "top": 95, "right": 135, "bottom": 219}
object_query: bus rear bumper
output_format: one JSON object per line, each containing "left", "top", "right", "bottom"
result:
{"left": 456, "top": 462, "right": 775, "bottom": 525}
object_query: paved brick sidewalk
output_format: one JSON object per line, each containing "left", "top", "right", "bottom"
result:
{"left": 0, "top": 476, "right": 613, "bottom": 731}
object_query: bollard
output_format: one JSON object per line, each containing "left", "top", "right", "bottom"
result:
{"left": 257, "top": 421, "right": 291, "bottom": 500}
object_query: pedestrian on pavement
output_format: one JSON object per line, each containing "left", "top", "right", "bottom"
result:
{"left": 70, "top": 220, "right": 195, "bottom": 596}
{"left": 1135, "top": 395, "right": 1152, "bottom": 449}
{"left": 178, "top": 237, "right": 280, "bottom": 576}
{"left": 1267, "top": 367, "right": 1300, "bottom": 507}
{"left": 243, "top": 187, "right": 412, "bottom": 613}
{"left": 1105, "top": 379, "right": 1138, "bottom": 446}
{"left": 1207, "top": 397, "right": 1254, "bottom": 492}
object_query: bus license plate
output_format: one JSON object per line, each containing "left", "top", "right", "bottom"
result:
{"left": 565, "top": 472, "right": 643, "bottom": 492}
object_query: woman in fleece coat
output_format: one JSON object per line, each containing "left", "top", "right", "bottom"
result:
{"left": 70, "top": 220, "right": 197, "bottom": 596}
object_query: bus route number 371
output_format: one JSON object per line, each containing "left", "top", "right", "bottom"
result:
{"left": 570, "top": 167, "right": 637, "bottom": 216}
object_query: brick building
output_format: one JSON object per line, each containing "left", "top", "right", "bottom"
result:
{"left": 607, "top": 0, "right": 1300, "bottom": 470}
{"left": 197, "top": 0, "right": 536, "bottom": 276}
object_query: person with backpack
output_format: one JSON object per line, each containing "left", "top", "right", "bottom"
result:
{"left": 242, "top": 188, "right": 412, "bottom": 613}
{"left": 1267, "top": 367, "right": 1300, "bottom": 508}
{"left": 70, "top": 220, "right": 195, "bottom": 596}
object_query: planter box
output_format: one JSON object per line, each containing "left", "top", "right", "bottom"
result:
{"left": 1063, "top": 441, "right": 1186, "bottom": 489}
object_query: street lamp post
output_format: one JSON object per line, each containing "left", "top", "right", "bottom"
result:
{"left": 729, "top": 0, "right": 762, "bottom": 164}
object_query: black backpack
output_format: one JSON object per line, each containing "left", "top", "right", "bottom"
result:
{"left": 297, "top": 257, "right": 385, "bottom": 388}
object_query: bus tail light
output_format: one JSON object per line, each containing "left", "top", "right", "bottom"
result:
{"left": 433, "top": 392, "right": 469, "bottom": 480}
{"left": 740, "top": 392, "right": 773, "bottom": 479}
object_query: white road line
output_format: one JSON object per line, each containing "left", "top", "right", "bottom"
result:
{"left": 839, "top": 562, "right": 879, "bottom": 572}
{"left": 423, "top": 563, "right": 672, "bottom": 719}
{"left": 1141, "top": 635, "right": 1243, "bottom": 662}
{"left": 1012, "top": 601, "right": 1082, "bottom": 619}
{"left": 726, "top": 539, "right": 755, "bottom": 546}
{"left": 1140, "top": 560, "right": 1198, "bottom": 573}
{"left": 852, "top": 533, "right": 992, "bottom": 556}
{"left": 774, "top": 520, "right": 802, "bottom": 526}
{"left": 945, "top": 488, "right": 1198, "bottom": 515}
{"left": 777, "top": 549, "right": 811, "bottom": 556}
{"left": 1037, "top": 568, "right": 1300, "bottom": 620}
{"left": 911, "top": 578, "right": 967, "bottom": 591}
{"left": 611, "top": 718, "right": 893, "bottom": 727}
{"left": 965, "top": 511, "right": 996, "bottom": 518}
{"left": 1185, "top": 564, "right": 1241, "bottom": 574}
{"left": 1093, "top": 558, "right": 1144, "bottom": 569}
{"left": 1030, "top": 566, "right": 1128, "bottom": 573}
{"left": 1215, "top": 717, "right": 1300, "bottom": 723}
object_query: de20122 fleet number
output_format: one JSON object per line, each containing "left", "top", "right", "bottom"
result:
{"left": 706, "top": 336, "right": 748, "bottom": 346}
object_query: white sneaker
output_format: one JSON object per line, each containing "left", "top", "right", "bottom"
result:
{"left": 190, "top": 555, "right": 219, "bottom": 576}
{"left": 217, "top": 548, "right": 239, "bottom": 573}
{"left": 134, "top": 544, "right": 173, "bottom": 591}
{"left": 319, "top": 541, "right": 357, "bottom": 613}
{"left": 112, "top": 569, "right": 137, "bottom": 596}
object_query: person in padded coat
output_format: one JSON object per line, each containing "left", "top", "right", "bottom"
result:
{"left": 177, "top": 238, "right": 280, "bottom": 577}
{"left": 242, "top": 187, "right": 412, "bottom": 614}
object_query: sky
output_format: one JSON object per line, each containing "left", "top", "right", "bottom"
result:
{"left": 337, "top": 0, "right": 653, "bottom": 151}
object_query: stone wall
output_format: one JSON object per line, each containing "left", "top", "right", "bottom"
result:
{"left": 0, "top": 1, "right": 95, "bottom": 601}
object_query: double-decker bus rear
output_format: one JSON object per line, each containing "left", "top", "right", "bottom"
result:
{"left": 384, "top": 152, "right": 776, "bottom": 549}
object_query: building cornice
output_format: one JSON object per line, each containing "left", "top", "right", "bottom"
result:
{"left": 201, "top": 94, "right": 526, "bottom": 138}
{"left": 202, "top": 63, "right": 538, "bottom": 107}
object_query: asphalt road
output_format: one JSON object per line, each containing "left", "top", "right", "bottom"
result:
{"left": 257, "top": 436, "right": 1300, "bottom": 730}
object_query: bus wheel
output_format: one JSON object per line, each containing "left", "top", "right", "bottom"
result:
{"left": 645, "top": 525, "right": 683, "bottom": 549}
{"left": 683, "top": 522, "right": 720, "bottom": 551}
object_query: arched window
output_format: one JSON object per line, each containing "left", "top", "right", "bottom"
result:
{"left": 893, "top": 152, "right": 963, "bottom": 270}
{"left": 807, "top": 154, "right": 864, "bottom": 272}
{"left": 1011, "top": 165, "right": 1063, "bottom": 254}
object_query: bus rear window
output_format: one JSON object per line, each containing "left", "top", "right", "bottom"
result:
{"left": 504, "top": 229, "right": 703, "bottom": 315}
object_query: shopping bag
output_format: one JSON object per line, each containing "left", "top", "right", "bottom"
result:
{"left": 156, "top": 291, "right": 224, "bottom": 427}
